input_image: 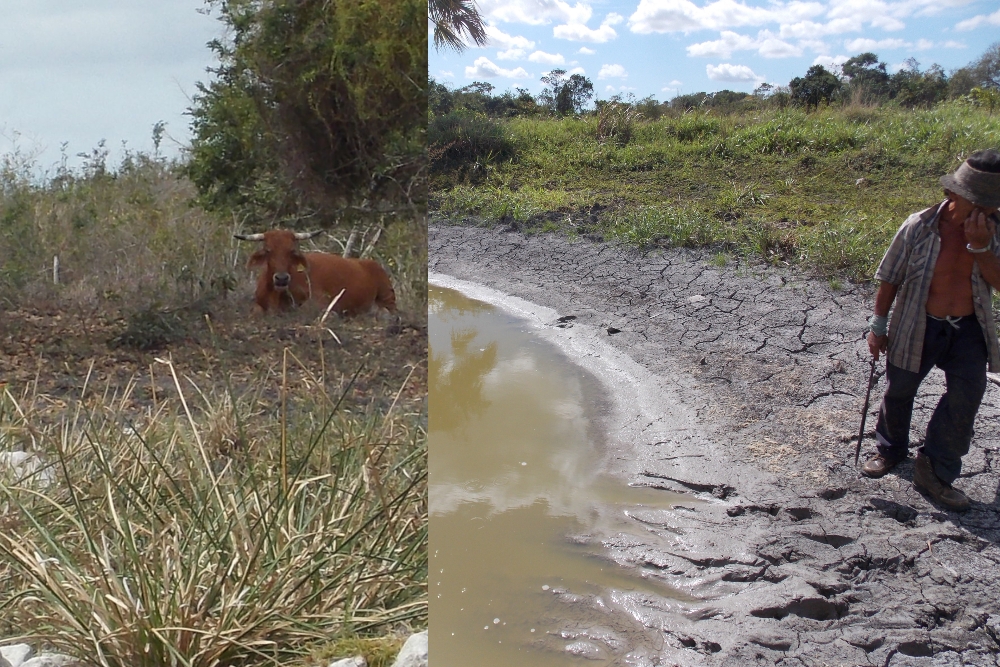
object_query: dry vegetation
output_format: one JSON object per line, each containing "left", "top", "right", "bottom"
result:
{"left": 0, "top": 149, "right": 427, "bottom": 666}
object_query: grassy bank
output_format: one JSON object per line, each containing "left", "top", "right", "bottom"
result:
{"left": 431, "top": 102, "right": 1000, "bottom": 281}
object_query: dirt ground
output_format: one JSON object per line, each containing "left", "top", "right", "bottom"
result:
{"left": 430, "top": 220, "right": 1000, "bottom": 667}
{"left": 0, "top": 296, "right": 427, "bottom": 428}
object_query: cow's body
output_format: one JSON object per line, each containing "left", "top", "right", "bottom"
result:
{"left": 237, "top": 229, "right": 396, "bottom": 315}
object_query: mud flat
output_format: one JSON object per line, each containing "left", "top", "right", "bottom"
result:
{"left": 430, "top": 221, "right": 1000, "bottom": 667}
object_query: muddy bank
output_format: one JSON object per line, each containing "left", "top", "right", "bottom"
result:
{"left": 430, "top": 222, "right": 1000, "bottom": 667}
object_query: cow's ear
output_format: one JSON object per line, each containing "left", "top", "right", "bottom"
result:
{"left": 247, "top": 249, "right": 267, "bottom": 269}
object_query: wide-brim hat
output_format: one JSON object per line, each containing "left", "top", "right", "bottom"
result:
{"left": 940, "top": 159, "right": 1000, "bottom": 209}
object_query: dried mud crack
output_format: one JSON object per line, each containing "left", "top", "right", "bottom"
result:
{"left": 431, "top": 221, "right": 1000, "bottom": 667}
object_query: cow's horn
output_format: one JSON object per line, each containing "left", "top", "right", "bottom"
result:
{"left": 294, "top": 230, "right": 323, "bottom": 240}
{"left": 234, "top": 232, "right": 265, "bottom": 241}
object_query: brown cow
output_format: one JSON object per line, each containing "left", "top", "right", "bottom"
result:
{"left": 234, "top": 229, "right": 396, "bottom": 315}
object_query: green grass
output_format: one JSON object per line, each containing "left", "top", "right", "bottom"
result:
{"left": 430, "top": 101, "right": 1000, "bottom": 281}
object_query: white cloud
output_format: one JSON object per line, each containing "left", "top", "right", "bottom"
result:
{"left": 567, "top": 66, "right": 587, "bottom": 75}
{"left": 497, "top": 48, "right": 527, "bottom": 60}
{"left": 528, "top": 50, "right": 566, "bottom": 65}
{"left": 870, "top": 15, "right": 905, "bottom": 30}
{"left": 478, "top": 0, "right": 592, "bottom": 26}
{"left": 778, "top": 17, "right": 860, "bottom": 39}
{"left": 915, "top": 38, "right": 933, "bottom": 50}
{"left": 598, "top": 63, "right": 628, "bottom": 79}
{"left": 812, "top": 54, "right": 848, "bottom": 72}
{"left": 798, "top": 39, "right": 829, "bottom": 53}
{"left": 465, "top": 56, "right": 531, "bottom": 79}
{"left": 843, "top": 37, "right": 908, "bottom": 51}
{"left": 668, "top": 79, "right": 683, "bottom": 86}
{"left": 706, "top": 62, "right": 763, "bottom": 82}
{"left": 578, "top": 46, "right": 597, "bottom": 55}
{"left": 687, "top": 31, "right": 757, "bottom": 58}
{"left": 484, "top": 25, "right": 535, "bottom": 51}
{"left": 555, "top": 12, "right": 623, "bottom": 43}
{"left": 942, "top": 40, "right": 966, "bottom": 49}
{"left": 629, "top": 0, "right": 824, "bottom": 35}
{"left": 955, "top": 8, "right": 1000, "bottom": 31}
{"left": 439, "top": 70, "right": 455, "bottom": 79}
{"left": 687, "top": 29, "right": 799, "bottom": 59}
{"left": 757, "top": 31, "right": 801, "bottom": 58}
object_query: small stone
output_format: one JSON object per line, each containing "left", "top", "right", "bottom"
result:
{"left": 390, "top": 631, "right": 427, "bottom": 667}
{"left": 21, "top": 654, "right": 83, "bottom": 667}
{"left": 328, "top": 657, "right": 365, "bottom": 667}
{"left": 0, "top": 644, "right": 34, "bottom": 667}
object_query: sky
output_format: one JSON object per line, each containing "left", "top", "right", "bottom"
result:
{"left": 429, "top": 0, "right": 1000, "bottom": 102}
{"left": 0, "top": 1, "right": 221, "bottom": 174}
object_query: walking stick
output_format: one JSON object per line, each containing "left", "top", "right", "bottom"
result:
{"left": 855, "top": 354, "right": 878, "bottom": 465}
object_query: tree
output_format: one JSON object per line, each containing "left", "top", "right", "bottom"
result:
{"left": 430, "top": 0, "right": 487, "bottom": 52}
{"left": 539, "top": 70, "right": 594, "bottom": 115}
{"left": 789, "top": 65, "right": 841, "bottom": 111}
{"left": 890, "top": 58, "right": 948, "bottom": 108}
{"left": 842, "top": 52, "right": 890, "bottom": 101}
{"left": 187, "top": 0, "right": 427, "bottom": 220}
{"left": 970, "top": 41, "right": 1000, "bottom": 89}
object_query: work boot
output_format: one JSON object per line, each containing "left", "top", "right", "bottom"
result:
{"left": 861, "top": 452, "right": 906, "bottom": 478}
{"left": 913, "top": 452, "right": 971, "bottom": 512}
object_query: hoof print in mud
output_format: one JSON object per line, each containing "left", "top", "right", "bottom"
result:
{"left": 866, "top": 497, "right": 918, "bottom": 523}
{"left": 784, "top": 506, "right": 814, "bottom": 521}
{"left": 748, "top": 632, "right": 794, "bottom": 651}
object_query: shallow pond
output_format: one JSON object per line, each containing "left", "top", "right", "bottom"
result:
{"left": 429, "top": 284, "right": 687, "bottom": 665}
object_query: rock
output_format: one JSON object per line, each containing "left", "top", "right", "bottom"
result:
{"left": 390, "top": 631, "right": 427, "bottom": 667}
{"left": 20, "top": 654, "right": 82, "bottom": 667}
{"left": 328, "top": 657, "right": 366, "bottom": 667}
{"left": 0, "top": 452, "right": 54, "bottom": 486}
{"left": 0, "top": 645, "right": 34, "bottom": 667}
{"left": 0, "top": 654, "right": 11, "bottom": 667}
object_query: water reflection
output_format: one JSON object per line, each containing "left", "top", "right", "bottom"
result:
{"left": 429, "top": 285, "right": 682, "bottom": 666}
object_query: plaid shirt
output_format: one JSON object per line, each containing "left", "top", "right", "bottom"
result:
{"left": 875, "top": 200, "right": 1000, "bottom": 373}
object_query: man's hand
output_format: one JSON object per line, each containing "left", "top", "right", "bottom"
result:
{"left": 867, "top": 331, "right": 888, "bottom": 360}
{"left": 964, "top": 208, "right": 996, "bottom": 250}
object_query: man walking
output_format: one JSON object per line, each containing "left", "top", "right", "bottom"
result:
{"left": 862, "top": 149, "right": 1000, "bottom": 512}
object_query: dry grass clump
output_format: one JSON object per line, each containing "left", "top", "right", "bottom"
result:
{"left": 596, "top": 101, "right": 642, "bottom": 146}
{"left": 0, "top": 355, "right": 426, "bottom": 667}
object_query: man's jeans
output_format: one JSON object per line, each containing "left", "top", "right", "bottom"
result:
{"left": 875, "top": 314, "right": 987, "bottom": 484}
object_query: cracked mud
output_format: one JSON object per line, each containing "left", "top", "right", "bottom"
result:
{"left": 430, "top": 221, "right": 1000, "bottom": 667}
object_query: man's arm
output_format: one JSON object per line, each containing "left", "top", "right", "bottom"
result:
{"left": 966, "top": 210, "right": 1000, "bottom": 290}
{"left": 867, "top": 281, "right": 898, "bottom": 360}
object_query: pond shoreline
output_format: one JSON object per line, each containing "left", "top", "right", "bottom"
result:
{"left": 430, "top": 221, "right": 1000, "bottom": 666}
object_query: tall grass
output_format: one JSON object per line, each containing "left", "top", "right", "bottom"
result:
{"left": 0, "top": 355, "right": 426, "bottom": 667}
{"left": 431, "top": 101, "right": 1000, "bottom": 280}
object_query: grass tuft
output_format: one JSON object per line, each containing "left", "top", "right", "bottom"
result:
{"left": 0, "top": 356, "right": 426, "bottom": 667}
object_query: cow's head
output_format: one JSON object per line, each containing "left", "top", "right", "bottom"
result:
{"left": 234, "top": 229, "right": 322, "bottom": 291}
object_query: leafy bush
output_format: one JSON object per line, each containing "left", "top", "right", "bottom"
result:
{"left": 188, "top": 0, "right": 428, "bottom": 218}
{"left": 428, "top": 112, "right": 517, "bottom": 170}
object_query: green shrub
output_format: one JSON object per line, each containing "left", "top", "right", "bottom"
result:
{"left": 428, "top": 112, "right": 517, "bottom": 170}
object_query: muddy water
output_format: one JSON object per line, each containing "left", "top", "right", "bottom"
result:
{"left": 429, "top": 285, "right": 687, "bottom": 665}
